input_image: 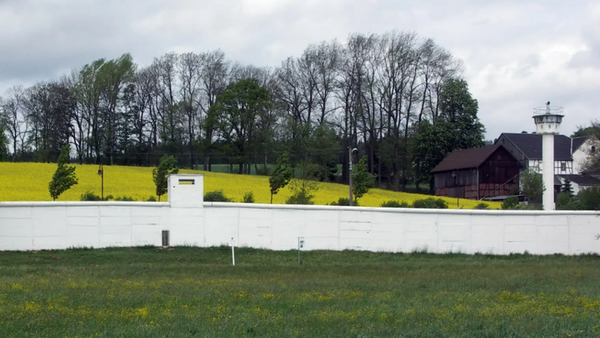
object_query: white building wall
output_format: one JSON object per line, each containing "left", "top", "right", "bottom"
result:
{"left": 1, "top": 174, "right": 600, "bottom": 255}
{"left": 573, "top": 138, "right": 599, "bottom": 174}
{"left": 528, "top": 159, "right": 573, "bottom": 175}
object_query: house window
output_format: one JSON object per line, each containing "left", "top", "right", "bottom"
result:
{"left": 561, "top": 163, "right": 566, "bottom": 172}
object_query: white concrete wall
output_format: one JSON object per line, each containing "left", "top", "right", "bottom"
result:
{"left": 1, "top": 174, "right": 600, "bottom": 255}
{"left": 1, "top": 201, "right": 600, "bottom": 255}
{"left": 201, "top": 204, "right": 600, "bottom": 255}
{"left": 0, "top": 202, "right": 170, "bottom": 251}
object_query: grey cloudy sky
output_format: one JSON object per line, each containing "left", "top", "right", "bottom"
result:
{"left": 1, "top": 0, "right": 598, "bottom": 140}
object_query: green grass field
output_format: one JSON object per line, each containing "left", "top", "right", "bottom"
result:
{"left": 1, "top": 247, "right": 599, "bottom": 337}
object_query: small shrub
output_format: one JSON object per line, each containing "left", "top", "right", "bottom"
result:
{"left": 204, "top": 190, "right": 233, "bottom": 202}
{"left": 502, "top": 196, "right": 519, "bottom": 210}
{"left": 114, "top": 196, "right": 136, "bottom": 201}
{"left": 473, "top": 202, "right": 489, "bottom": 209}
{"left": 577, "top": 187, "right": 600, "bottom": 210}
{"left": 381, "top": 200, "right": 410, "bottom": 208}
{"left": 556, "top": 193, "right": 572, "bottom": 210}
{"left": 80, "top": 191, "right": 102, "bottom": 201}
{"left": 286, "top": 191, "right": 315, "bottom": 205}
{"left": 243, "top": 192, "right": 255, "bottom": 203}
{"left": 511, "top": 203, "right": 543, "bottom": 210}
{"left": 412, "top": 197, "right": 448, "bottom": 209}
{"left": 330, "top": 197, "right": 355, "bottom": 206}
{"left": 146, "top": 196, "right": 157, "bottom": 202}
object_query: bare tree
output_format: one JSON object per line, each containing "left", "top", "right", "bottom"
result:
{"left": 178, "top": 52, "right": 202, "bottom": 168}
{"left": 199, "top": 50, "right": 229, "bottom": 170}
{"left": 1, "top": 85, "right": 26, "bottom": 157}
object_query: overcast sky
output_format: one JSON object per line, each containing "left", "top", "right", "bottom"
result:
{"left": 1, "top": 0, "right": 598, "bottom": 140}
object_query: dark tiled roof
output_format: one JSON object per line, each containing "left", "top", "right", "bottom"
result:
{"left": 431, "top": 145, "right": 503, "bottom": 173}
{"left": 497, "top": 133, "right": 572, "bottom": 160}
{"left": 558, "top": 174, "right": 600, "bottom": 186}
{"left": 571, "top": 136, "right": 588, "bottom": 153}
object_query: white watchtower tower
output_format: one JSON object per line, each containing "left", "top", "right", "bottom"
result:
{"left": 532, "top": 102, "right": 564, "bottom": 210}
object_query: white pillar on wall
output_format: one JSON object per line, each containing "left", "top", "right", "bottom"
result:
{"left": 167, "top": 174, "right": 205, "bottom": 246}
{"left": 533, "top": 102, "right": 564, "bottom": 211}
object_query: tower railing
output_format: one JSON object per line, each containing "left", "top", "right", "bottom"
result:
{"left": 533, "top": 106, "right": 563, "bottom": 116}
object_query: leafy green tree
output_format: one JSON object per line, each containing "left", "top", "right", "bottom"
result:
{"left": 521, "top": 169, "right": 544, "bottom": 207}
{"left": 352, "top": 156, "right": 375, "bottom": 203}
{"left": 571, "top": 120, "right": 600, "bottom": 139}
{"left": 208, "top": 78, "right": 273, "bottom": 174}
{"left": 49, "top": 145, "right": 78, "bottom": 201}
{"left": 286, "top": 161, "right": 320, "bottom": 205}
{"left": 306, "top": 124, "right": 340, "bottom": 182}
{"left": 576, "top": 187, "right": 600, "bottom": 210}
{"left": 413, "top": 121, "right": 453, "bottom": 193}
{"left": 561, "top": 178, "right": 574, "bottom": 198}
{"left": 0, "top": 125, "right": 9, "bottom": 161}
{"left": 438, "top": 78, "right": 485, "bottom": 150}
{"left": 269, "top": 153, "right": 294, "bottom": 204}
{"left": 152, "top": 155, "right": 179, "bottom": 201}
{"left": 413, "top": 78, "right": 485, "bottom": 193}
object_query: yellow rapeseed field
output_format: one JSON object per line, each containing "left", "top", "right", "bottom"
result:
{"left": 0, "top": 162, "right": 500, "bottom": 208}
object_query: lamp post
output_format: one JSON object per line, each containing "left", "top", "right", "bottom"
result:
{"left": 452, "top": 170, "right": 459, "bottom": 208}
{"left": 348, "top": 147, "right": 358, "bottom": 206}
{"left": 97, "top": 164, "right": 104, "bottom": 201}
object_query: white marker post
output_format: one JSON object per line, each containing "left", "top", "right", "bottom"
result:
{"left": 230, "top": 237, "right": 236, "bottom": 266}
{"left": 298, "top": 237, "right": 305, "bottom": 264}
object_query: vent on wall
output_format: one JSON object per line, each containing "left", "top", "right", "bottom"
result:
{"left": 178, "top": 179, "right": 195, "bottom": 185}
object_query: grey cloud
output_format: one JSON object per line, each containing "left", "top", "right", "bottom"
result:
{"left": 0, "top": 0, "right": 598, "bottom": 140}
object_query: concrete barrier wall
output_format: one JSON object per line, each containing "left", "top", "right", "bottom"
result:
{"left": 0, "top": 202, "right": 170, "bottom": 250}
{"left": 201, "top": 203, "right": 600, "bottom": 255}
{"left": 1, "top": 174, "right": 599, "bottom": 254}
{"left": 1, "top": 201, "right": 600, "bottom": 255}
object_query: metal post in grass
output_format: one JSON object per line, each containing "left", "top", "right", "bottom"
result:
{"left": 230, "top": 237, "right": 236, "bottom": 266}
{"left": 298, "top": 237, "right": 305, "bottom": 264}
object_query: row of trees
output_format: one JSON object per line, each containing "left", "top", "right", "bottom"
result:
{"left": 0, "top": 31, "right": 485, "bottom": 192}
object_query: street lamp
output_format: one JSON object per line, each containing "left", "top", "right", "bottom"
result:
{"left": 451, "top": 170, "right": 459, "bottom": 208}
{"left": 348, "top": 147, "right": 358, "bottom": 206}
{"left": 97, "top": 164, "right": 104, "bottom": 201}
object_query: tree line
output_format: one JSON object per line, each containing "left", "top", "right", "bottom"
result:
{"left": 0, "top": 30, "right": 485, "bottom": 192}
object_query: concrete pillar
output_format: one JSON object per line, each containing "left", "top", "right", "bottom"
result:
{"left": 542, "top": 134, "right": 555, "bottom": 210}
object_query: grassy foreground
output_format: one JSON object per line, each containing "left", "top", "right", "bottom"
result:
{"left": 1, "top": 247, "right": 599, "bottom": 337}
{"left": 0, "top": 162, "right": 499, "bottom": 208}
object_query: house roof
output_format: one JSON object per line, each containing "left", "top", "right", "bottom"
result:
{"left": 558, "top": 174, "right": 600, "bottom": 187}
{"left": 431, "top": 144, "right": 505, "bottom": 173}
{"left": 496, "top": 133, "right": 573, "bottom": 161}
{"left": 571, "top": 136, "right": 588, "bottom": 153}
